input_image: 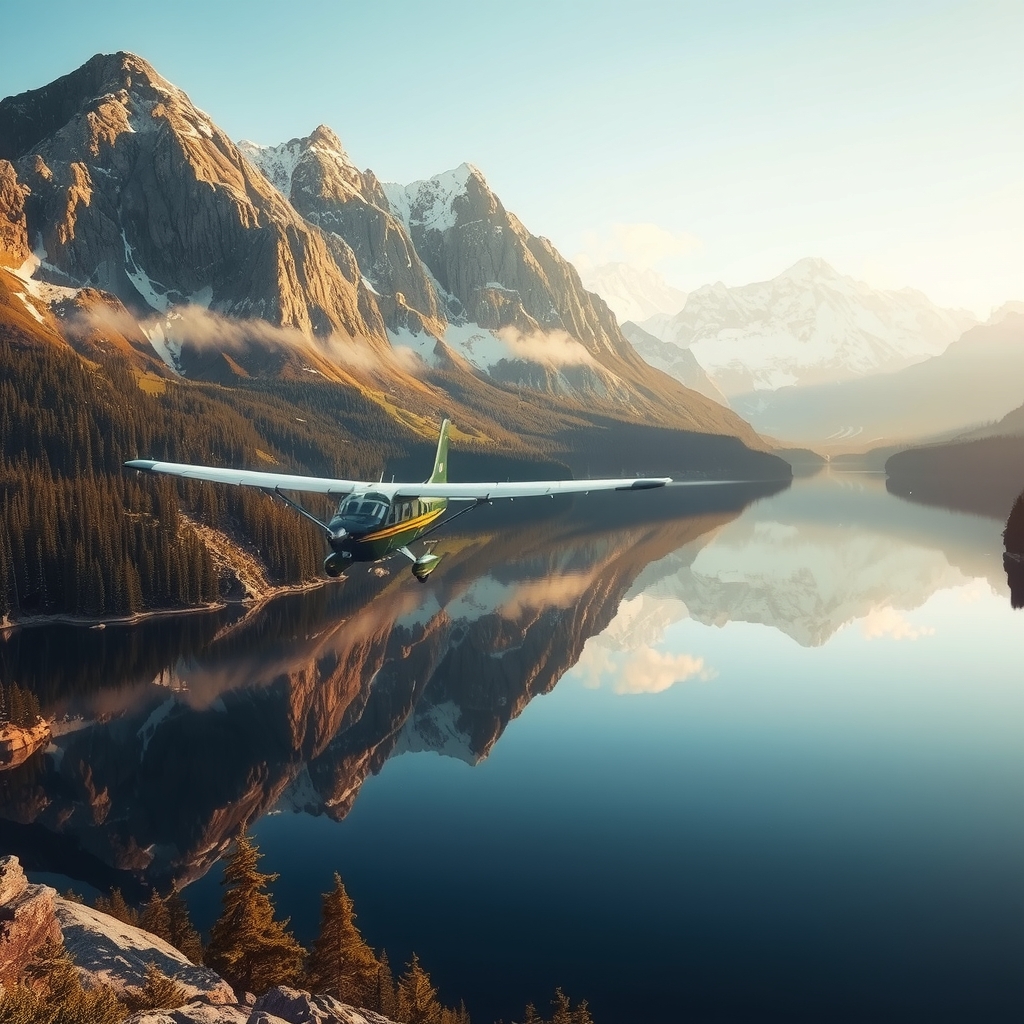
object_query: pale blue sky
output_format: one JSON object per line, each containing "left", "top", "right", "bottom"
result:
{"left": 2, "top": 0, "right": 1021, "bottom": 314}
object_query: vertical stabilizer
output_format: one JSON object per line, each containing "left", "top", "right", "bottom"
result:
{"left": 428, "top": 419, "right": 451, "bottom": 483}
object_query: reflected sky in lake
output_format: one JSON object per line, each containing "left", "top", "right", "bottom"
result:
{"left": 5, "top": 473, "right": 1023, "bottom": 1023}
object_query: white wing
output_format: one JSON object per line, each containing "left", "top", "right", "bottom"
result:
{"left": 125, "top": 459, "right": 673, "bottom": 499}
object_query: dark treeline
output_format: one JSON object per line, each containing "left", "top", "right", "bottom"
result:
{"left": 0, "top": 680, "right": 41, "bottom": 726}
{"left": 0, "top": 335, "right": 418, "bottom": 620}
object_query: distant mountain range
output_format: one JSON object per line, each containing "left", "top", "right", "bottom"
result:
{"left": 575, "top": 261, "right": 686, "bottom": 324}
{"left": 635, "top": 258, "right": 976, "bottom": 396}
{"left": 733, "top": 313, "right": 1024, "bottom": 447}
{"left": 0, "top": 51, "right": 783, "bottom": 479}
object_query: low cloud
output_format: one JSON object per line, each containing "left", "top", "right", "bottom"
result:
{"left": 75, "top": 302, "right": 425, "bottom": 377}
{"left": 575, "top": 642, "right": 715, "bottom": 695}
{"left": 496, "top": 326, "right": 597, "bottom": 367}
{"left": 860, "top": 606, "right": 935, "bottom": 641}
{"left": 575, "top": 222, "right": 702, "bottom": 272}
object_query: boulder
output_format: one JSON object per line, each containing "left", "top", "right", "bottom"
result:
{"left": 0, "top": 856, "right": 62, "bottom": 985}
{"left": 252, "top": 986, "right": 397, "bottom": 1024}
{"left": 55, "top": 896, "right": 234, "bottom": 1003}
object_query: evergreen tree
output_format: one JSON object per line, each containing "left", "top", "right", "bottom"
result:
{"left": 304, "top": 872, "right": 379, "bottom": 1005}
{"left": 522, "top": 1003, "right": 541, "bottom": 1024}
{"left": 166, "top": 888, "right": 205, "bottom": 965}
{"left": 122, "top": 962, "right": 189, "bottom": 1013}
{"left": 373, "top": 949, "right": 398, "bottom": 1019}
{"left": 550, "top": 989, "right": 572, "bottom": 1024}
{"left": 205, "top": 831, "right": 305, "bottom": 994}
{"left": 396, "top": 954, "right": 442, "bottom": 1024}
{"left": 139, "top": 892, "right": 172, "bottom": 944}
{"left": 94, "top": 888, "right": 139, "bottom": 927}
{"left": 3, "top": 939, "right": 129, "bottom": 1023}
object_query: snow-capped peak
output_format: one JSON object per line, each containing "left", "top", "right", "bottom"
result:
{"left": 239, "top": 125, "right": 362, "bottom": 199}
{"left": 383, "top": 162, "right": 483, "bottom": 233}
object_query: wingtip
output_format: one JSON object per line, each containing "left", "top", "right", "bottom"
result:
{"left": 125, "top": 459, "right": 156, "bottom": 471}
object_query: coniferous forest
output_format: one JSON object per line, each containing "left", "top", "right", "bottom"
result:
{"left": 0, "top": 330, "right": 424, "bottom": 621}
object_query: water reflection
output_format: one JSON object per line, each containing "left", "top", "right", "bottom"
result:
{"left": 0, "top": 483, "right": 775, "bottom": 892}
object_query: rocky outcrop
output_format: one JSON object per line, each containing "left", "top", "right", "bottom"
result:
{"left": 0, "top": 52, "right": 387, "bottom": 349}
{"left": 0, "top": 855, "right": 62, "bottom": 986}
{"left": 0, "top": 720, "right": 50, "bottom": 770}
{"left": 55, "top": 896, "right": 234, "bottom": 1002}
{"left": 124, "top": 986, "right": 398, "bottom": 1023}
{"left": 0, "top": 160, "right": 30, "bottom": 268}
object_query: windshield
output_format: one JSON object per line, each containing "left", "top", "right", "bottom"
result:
{"left": 337, "top": 493, "right": 390, "bottom": 527}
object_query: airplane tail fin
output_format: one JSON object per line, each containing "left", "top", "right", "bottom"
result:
{"left": 428, "top": 419, "right": 451, "bottom": 484}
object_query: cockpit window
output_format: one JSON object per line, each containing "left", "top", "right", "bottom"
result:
{"left": 338, "top": 493, "right": 390, "bottom": 526}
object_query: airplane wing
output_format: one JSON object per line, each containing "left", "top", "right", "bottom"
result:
{"left": 125, "top": 459, "right": 673, "bottom": 499}
{"left": 124, "top": 460, "right": 362, "bottom": 495}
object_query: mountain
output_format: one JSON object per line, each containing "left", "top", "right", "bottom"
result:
{"left": 0, "top": 52, "right": 784, "bottom": 472}
{"left": 0, "top": 52, "right": 386, "bottom": 351}
{"left": 731, "top": 313, "right": 1024, "bottom": 448}
{"left": 620, "top": 320, "right": 729, "bottom": 406}
{"left": 642, "top": 258, "right": 976, "bottom": 396}
{"left": 575, "top": 261, "right": 686, "bottom": 324}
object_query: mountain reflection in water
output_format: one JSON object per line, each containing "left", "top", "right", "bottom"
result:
{"left": 2, "top": 474, "right": 1022, "bottom": 1023}
{"left": 0, "top": 483, "right": 774, "bottom": 891}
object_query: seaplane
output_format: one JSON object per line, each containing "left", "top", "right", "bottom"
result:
{"left": 126, "top": 420, "right": 671, "bottom": 581}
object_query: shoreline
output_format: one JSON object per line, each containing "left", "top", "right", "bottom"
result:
{"left": 0, "top": 578, "right": 330, "bottom": 636}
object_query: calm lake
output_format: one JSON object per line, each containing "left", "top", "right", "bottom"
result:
{"left": 3, "top": 472, "right": 1022, "bottom": 1023}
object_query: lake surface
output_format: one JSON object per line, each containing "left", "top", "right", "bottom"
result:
{"left": 3, "top": 473, "right": 1022, "bottom": 1023}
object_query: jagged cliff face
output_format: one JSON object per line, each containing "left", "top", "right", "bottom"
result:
{"left": 0, "top": 497, "right": 747, "bottom": 891}
{"left": 0, "top": 53, "right": 387, "bottom": 349}
{"left": 239, "top": 127, "right": 446, "bottom": 341}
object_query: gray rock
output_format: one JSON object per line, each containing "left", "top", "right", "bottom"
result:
{"left": 253, "top": 986, "right": 397, "bottom": 1024}
{"left": 55, "top": 895, "right": 234, "bottom": 1003}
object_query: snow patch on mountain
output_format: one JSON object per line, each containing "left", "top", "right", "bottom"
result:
{"left": 238, "top": 137, "right": 304, "bottom": 196}
{"left": 383, "top": 163, "right": 477, "bottom": 234}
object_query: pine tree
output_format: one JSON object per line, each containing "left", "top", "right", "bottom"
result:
{"left": 304, "top": 872, "right": 379, "bottom": 1005}
{"left": 522, "top": 1003, "right": 541, "bottom": 1024}
{"left": 550, "top": 989, "right": 573, "bottom": 1024}
{"left": 122, "top": 962, "right": 189, "bottom": 1013}
{"left": 205, "top": 831, "right": 305, "bottom": 994}
{"left": 396, "top": 954, "right": 442, "bottom": 1024}
{"left": 373, "top": 949, "right": 398, "bottom": 1019}
{"left": 139, "top": 892, "right": 172, "bottom": 944}
{"left": 166, "top": 888, "right": 204, "bottom": 965}
{"left": 572, "top": 999, "right": 594, "bottom": 1024}
{"left": 95, "top": 888, "right": 139, "bottom": 927}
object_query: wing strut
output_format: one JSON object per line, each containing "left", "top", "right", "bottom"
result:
{"left": 269, "top": 486, "right": 332, "bottom": 536}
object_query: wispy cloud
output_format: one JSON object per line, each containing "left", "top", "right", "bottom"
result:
{"left": 574, "top": 222, "right": 702, "bottom": 272}
{"left": 860, "top": 605, "right": 935, "bottom": 641}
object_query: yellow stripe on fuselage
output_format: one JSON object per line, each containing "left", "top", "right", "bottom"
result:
{"left": 361, "top": 506, "right": 444, "bottom": 543}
